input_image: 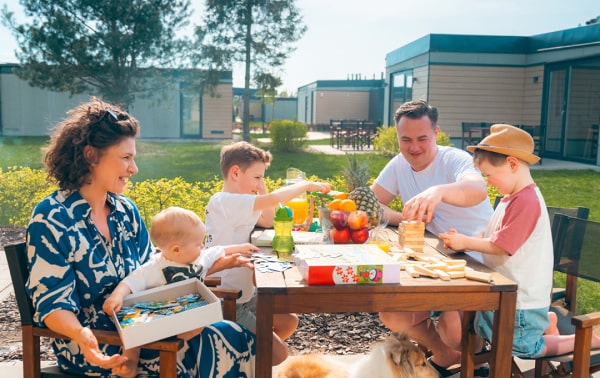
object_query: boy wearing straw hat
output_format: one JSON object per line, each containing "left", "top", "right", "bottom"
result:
{"left": 440, "top": 124, "right": 600, "bottom": 359}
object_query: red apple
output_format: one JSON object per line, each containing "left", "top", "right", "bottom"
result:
{"left": 350, "top": 227, "right": 370, "bottom": 244}
{"left": 329, "top": 210, "right": 348, "bottom": 230}
{"left": 332, "top": 227, "right": 351, "bottom": 244}
{"left": 347, "top": 210, "right": 369, "bottom": 230}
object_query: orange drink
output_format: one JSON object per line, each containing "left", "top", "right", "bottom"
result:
{"left": 369, "top": 240, "right": 391, "bottom": 253}
{"left": 285, "top": 197, "right": 309, "bottom": 226}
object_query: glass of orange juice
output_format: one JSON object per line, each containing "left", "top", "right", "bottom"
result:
{"left": 368, "top": 210, "right": 390, "bottom": 253}
{"left": 285, "top": 197, "right": 309, "bottom": 227}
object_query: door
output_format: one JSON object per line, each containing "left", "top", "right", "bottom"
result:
{"left": 181, "top": 92, "right": 202, "bottom": 139}
{"left": 544, "top": 65, "right": 600, "bottom": 163}
{"left": 544, "top": 69, "right": 567, "bottom": 157}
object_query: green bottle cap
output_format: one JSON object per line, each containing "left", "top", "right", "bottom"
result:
{"left": 275, "top": 206, "right": 293, "bottom": 220}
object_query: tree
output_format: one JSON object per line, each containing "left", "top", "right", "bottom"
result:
{"left": 195, "top": 0, "right": 306, "bottom": 142}
{"left": 1, "top": 0, "right": 194, "bottom": 108}
{"left": 254, "top": 72, "right": 282, "bottom": 133}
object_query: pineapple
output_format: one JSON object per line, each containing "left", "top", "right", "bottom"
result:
{"left": 343, "top": 153, "right": 382, "bottom": 215}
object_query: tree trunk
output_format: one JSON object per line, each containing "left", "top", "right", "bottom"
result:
{"left": 242, "top": 0, "right": 253, "bottom": 142}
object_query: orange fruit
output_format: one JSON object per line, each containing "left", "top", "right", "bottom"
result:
{"left": 328, "top": 199, "right": 343, "bottom": 210}
{"left": 340, "top": 199, "right": 357, "bottom": 211}
{"left": 333, "top": 192, "right": 349, "bottom": 200}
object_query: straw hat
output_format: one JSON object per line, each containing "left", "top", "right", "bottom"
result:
{"left": 467, "top": 124, "right": 540, "bottom": 165}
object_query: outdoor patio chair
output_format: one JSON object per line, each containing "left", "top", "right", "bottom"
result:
{"left": 355, "top": 120, "right": 379, "bottom": 150}
{"left": 4, "top": 241, "right": 240, "bottom": 378}
{"left": 530, "top": 214, "right": 600, "bottom": 377}
{"left": 329, "top": 119, "right": 342, "bottom": 148}
{"left": 461, "top": 122, "right": 488, "bottom": 149}
{"left": 544, "top": 206, "right": 590, "bottom": 305}
{"left": 339, "top": 119, "right": 361, "bottom": 149}
{"left": 518, "top": 125, "right": 546, "bottom": 164}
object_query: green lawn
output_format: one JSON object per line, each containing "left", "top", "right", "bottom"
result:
{"left": 1, "top": 135, "right": 599, "bottom": 313}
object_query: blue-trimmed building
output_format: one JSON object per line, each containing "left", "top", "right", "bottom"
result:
{"left": 297, "top": 78, "right": 385, "bottom": 128}
{"left": 232, "top": 87, "right": 298, "bottom": 124}
{"left": 384, "top": 22, "right": 600, "bottom": 165}
{"left": 0, "top": 65, "right": 235, "bottom": 139}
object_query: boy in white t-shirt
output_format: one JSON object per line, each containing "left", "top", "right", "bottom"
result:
{"left": 103, "top": 206, "right": 256, "bottom": 377}
{"left": 205, "top": 141, "right": 331, "bottom": 366}
{"left": 440, "top": 124, "right": 600, "bottom": 362}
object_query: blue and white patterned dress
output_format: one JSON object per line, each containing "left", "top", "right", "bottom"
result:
{"left": 26, "top": 190, "right": 255, "bottom": 377}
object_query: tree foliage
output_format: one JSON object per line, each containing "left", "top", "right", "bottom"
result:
{"left": 195, "top": 0, "right": 306, "bottom": 141}
{"left": 1, "top": 0, "right": 195, "bottom": 108}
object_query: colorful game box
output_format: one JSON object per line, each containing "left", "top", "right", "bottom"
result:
{"left": 112, "top": 278, "right": 223, "bottom": 349}
{"left": 294, "top": 244, "right": 401, "bottom": 285}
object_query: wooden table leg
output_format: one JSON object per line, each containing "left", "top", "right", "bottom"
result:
{"left": 256, "top": 293, "right": 275, "bottom": 378}
{"left": 460, "top": 311, "right": 476, "bottom": 378}
{"left": 159, "top": 350, "right": 178, "bottom": 378}
{"left": 489, "top": 291, "right": 517, "bottom": 377}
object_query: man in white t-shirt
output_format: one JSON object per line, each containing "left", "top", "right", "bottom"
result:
{"left": 372, "top": 100, "right": 493, "bottom": 375}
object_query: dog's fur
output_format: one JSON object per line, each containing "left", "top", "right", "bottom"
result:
{"left": 275, "top": 332, "right": 437, "bottom": 378}
{"left": 275, "top": 354, "right": 348, "bottom": 378}
{"left": 349, "top": 332, "right": 438, "bottom": 378}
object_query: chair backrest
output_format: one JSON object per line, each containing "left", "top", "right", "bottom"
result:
{"left": 546, "top": 206, "right": 589, "bottom": 262}
{"left": 4, "top": 242, "right": 35, "bottom": 327}
{"left": 553, "top": 214, "right": 600, "bottom": 283}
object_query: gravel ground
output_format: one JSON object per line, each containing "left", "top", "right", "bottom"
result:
{"left": 0, "top": 226, "right": 391, "bottom": 362}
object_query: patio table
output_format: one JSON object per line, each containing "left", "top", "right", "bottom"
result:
{"left": 255, "top": 229, "right": 517, "bottom": 377}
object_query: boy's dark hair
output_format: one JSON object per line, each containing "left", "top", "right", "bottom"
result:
{"left": 394, "top": 99, "right": 438, "bottom": 127}
{"left": 44, "top": 97, "right": 139, "bottom": 191}
{"left": 220, "top": 141, "right": 273, "bottom": 178}
{"left": 472, "top": 149, "right": 509, "bottom": 167}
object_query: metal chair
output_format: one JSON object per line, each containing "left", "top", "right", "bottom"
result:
{"left": 4, "top": 241, "right": 240, "bottom": 378}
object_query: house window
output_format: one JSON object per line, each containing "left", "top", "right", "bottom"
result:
{"left": 389, "top": 70, "right": 413, "bottom": 124}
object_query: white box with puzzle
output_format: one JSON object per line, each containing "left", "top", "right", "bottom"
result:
{"left": 112, "top": 278, "right": 223, "bottom": 349}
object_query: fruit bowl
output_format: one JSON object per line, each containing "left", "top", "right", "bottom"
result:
{"left": 318, "top": 207, "right": 383, "bottom": 244}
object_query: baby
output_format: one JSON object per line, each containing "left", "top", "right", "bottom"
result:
{"left": 103, "top": 206, "right": 257, "bottom": 377}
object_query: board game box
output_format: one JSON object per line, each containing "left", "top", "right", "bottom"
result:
{"left": 294, "top": 244, "right": 401, "bottom": 285}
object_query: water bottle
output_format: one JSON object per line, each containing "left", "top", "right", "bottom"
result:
{"left": 272, "top": 205, "right": 295, "bottom": 254}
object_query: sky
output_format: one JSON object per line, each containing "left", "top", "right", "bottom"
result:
{"left": 1, "top": 0, "right": 598, "bottom": 94}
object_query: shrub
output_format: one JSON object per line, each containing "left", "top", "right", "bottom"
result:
{"left": 0, "top": 167, "right": 56, "bottom": 226}
{"left": 0, "top": 167, "right": 498, "bottom": 228}
{"left": 372, "top": 126, "right": 399, "bottom": 157}
{"left": 372, "top": 125, "right": 454, "bottom": 157}
{"left": 269, "top": 119, "right": 308, "bottom": 152}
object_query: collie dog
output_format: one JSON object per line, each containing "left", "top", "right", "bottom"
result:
{"left": 275, "top": 354, "right": 348, "bottom": 378}
{"left": 349, "top": 332, "right": 438, "bottom": 378}
{"left": 276, "top": 332, "right": 437, "bottom": 378}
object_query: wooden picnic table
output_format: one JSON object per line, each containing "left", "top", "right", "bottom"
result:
{"left": 255, "top": 229, "right": 517, "bottom": 377}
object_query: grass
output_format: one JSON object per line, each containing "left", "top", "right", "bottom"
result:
{"left": 0, "top": 137, "right": 48, "bottom": 170}
{"left": 1, "top": 135, "right": 599, "bottom": 313}
{"left": 0, "top": 136, "right": 387, "bottom": 182}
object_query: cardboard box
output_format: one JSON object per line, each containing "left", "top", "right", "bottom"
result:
{"left": 113, "top": 278, "right": 223, "bottom": 349}
{"left": 294, "top": 244, "right": 401, "bottom": 285}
